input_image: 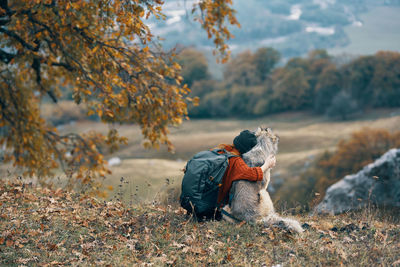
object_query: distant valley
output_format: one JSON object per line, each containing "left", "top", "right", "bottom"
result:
{"left": 150, "top": 0, "right": 400, "bottom": 70}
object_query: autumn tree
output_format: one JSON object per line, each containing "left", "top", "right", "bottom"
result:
{"left": 341, "top": 55, "right": 376, "bottom": 107}
{"left": 270, "top": 67, "right": 311, "bottom": 111}
{"left": 223, "top": 47, "right": 280, "bottom": 86}
{"left": 253, "top": 47, "right": 280, "bottom": 82}
{"left": 177, "top": 48, "right": 209, "bottom": 87}
{"left": 270, "top": 49, "right": 333, "bottom": 112}
{"left": 185, "top": 49, "right": 400, "bottom": 118}
{"left": 0, "top": 0, "right": 239, "bottom": 190}
{"left": 326, "top": 90, "right": 358, "bottom": 120}
{"left": 369, "top": 51, "right": 400, "bottom": 107}
{"left": 313, "top": 65, "right": 342, "bottom": 113}
{"left": 223, "top": 50, "right": 260, "bottom": 86}
{"left": 306, "top": 49, "right": 334, "bottom": 90}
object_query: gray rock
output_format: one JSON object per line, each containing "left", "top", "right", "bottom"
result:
{"left": 314, "top": 148, "right": 400, "bottom": 215}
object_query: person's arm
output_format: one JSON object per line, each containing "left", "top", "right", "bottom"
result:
{"left": 229, "top": 155, "right": 276, "bottom": 182}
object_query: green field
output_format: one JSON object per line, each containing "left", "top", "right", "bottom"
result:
{"left": 329, "top": 6, "right": 400, "bottom": 56}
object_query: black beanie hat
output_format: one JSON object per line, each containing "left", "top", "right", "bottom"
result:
{"left": 233, "top": 130, "right": 257, "bottom": 154}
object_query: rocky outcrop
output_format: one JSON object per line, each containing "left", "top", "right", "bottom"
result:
{"left": 315, "top": 148, "right": 400, "bottom": 215}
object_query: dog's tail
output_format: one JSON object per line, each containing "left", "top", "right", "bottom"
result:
{"left": 260, "top": 213, "right": 304, "bottom": 234}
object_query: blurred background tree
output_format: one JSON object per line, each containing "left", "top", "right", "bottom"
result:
{"left": 313, "top": 66, "right": 342, "bottom": 114}
{"left": 186, "top": 49, "right": 400, "bottom": 118}
{"left": 326, "top": 91, "right": 359, "bottom": 120}
{"left": 253, "top": 47, "right": 281, "bottom": 83}
{"left": 223, "top": 50, "right": 260, "bottom": 86}
{"left": 176, "top": 48, "right": 209, "bottom": 88}
{"left": 271, "top": 67, "right": 311, "bottom": 111}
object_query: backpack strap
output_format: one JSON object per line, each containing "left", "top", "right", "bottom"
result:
{"left": 212, "top": 148, "right": 239, "bottom": 208}
{"left": 211, "top": 148, "right": 239, "bottom": 159}
{"left": 220, "top": 209, "right": 242, "bottom": 223}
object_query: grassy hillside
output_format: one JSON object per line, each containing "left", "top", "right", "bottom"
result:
{"left": 59, "top": 109, "right": 400, "bottom": 203}
{"left": 1, "top": 180, "right": 399, "bottom": 266}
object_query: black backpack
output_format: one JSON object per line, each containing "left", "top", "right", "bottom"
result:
{"left": 180, "top": 149, "right": 237, "bottom": 219}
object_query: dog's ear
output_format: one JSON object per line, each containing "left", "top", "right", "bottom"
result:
{"left": 254, "top": 127, "right": 263, "bottom": 136}
{"left": 265, "top": 128, "right": 279, "bottom": 143}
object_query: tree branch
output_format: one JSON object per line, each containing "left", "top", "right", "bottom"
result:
{"left": 51, "top": 62, "right": 75, "bottom": 71}
{"left": 0, "top": 0, "right": 12, "bottom": 27}
{"left": 0, "top": 0, "right": 13, "bottom": 16}
{"left": 27, "top": 10, "right": 58, "bottom": 40}
{"left": 0, "top": 17, "right": 11, "bottom": 26}
{"left": 0, "top": 95, "right": 13, "bottom": 126}
{"left": 31, "top": 57, "right": 58, "bottom": 103}
{"left": 0, "top": 48, "right": 15, "bottom": 63}
{"left": 0, "top": 27, "right": 39, "bottom": 51}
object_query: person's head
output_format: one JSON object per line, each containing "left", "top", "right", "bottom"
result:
{"left": 233, "top": 130, "right": 257, "bottom": 154}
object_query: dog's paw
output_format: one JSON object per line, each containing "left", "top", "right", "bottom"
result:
{"left": 265, "top": 154, "right": 276, "bottom": 169}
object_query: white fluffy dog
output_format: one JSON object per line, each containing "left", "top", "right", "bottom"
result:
{"left": 223, "top": 127, "right": 303, "bottom": 233}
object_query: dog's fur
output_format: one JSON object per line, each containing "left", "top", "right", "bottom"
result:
{"left": 223, "top": 127, "right": 303, "bottom": 233}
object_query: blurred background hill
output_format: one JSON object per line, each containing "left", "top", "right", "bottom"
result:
{"left": 151, "top": 0, "right": 400, "bottom": 79}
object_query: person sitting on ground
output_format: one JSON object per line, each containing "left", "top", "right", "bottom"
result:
{"left": 210, "top": 130, "right": 276, "bottom": 220}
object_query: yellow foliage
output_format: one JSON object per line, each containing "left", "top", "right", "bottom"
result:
{"left": 0, "top": 0, "right": 239, "bottom": 192}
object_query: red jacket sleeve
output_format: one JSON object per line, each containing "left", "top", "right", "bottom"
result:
{"left": 217, "top": 157, "right": 263, "bottom": 205}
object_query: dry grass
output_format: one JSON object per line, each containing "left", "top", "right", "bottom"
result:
{"left": 73, "top": 109, "right": 400, "bottom": 203}
{"left": 59, "top": 109, "right": 400, "bottom": 160}
{"left": 1, "top": 180, "right": 399, "bottom": 266}
{"left": 105, "top": 159, "right": 185, "bottom": 203}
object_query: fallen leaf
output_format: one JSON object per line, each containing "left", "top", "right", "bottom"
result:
{"left": 343, "top": 236, "right": 353, "bottom": 243}
{"left": 6, "top": 239, "right": 13, "bottom": 247}
{"left": 226, "top": 253, "right": 233, "bottom": 261}
{"left": 54, "top": 188, "right": 63, "bottom": 196}
{"left": 338, "top": 249, "right": 347, "bottom": 261}
{"left": 319, "top": 221, "right": 334, "bottom": 231}
{"left": 328, "top": 230, "right": 337, "bottom": 239}
{"left": 172, "top": 241, "right": 185, "bottom": 248}
{"left": 236, "top": 221, "right": 246, "bottom": 228}
{"left": 16, "top": 258, "right": 30, "bottom": 264}
{"left": 47, "top": 243, "right": 58, "bottom": 251}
